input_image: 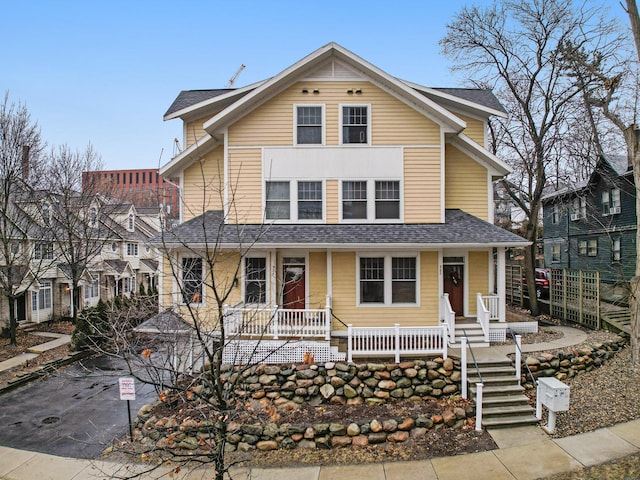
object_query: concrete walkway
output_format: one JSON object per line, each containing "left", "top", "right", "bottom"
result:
{"left": 1, "top": 419, "right": 639, "bottom": 479}
{"left": 1, "top": 325, "right": 636, "bottom": 480}
{"left": 0, "top": 332, "right": 72, "bottom": 372}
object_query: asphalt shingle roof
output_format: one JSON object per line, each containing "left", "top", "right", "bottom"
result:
{"left": 155, "top": 210, "right": 527, "bottom": 247}
{"left": 429, "top": 88, "right": 507, "bottom": 114}
{"left": 164, "top": 89, "right": 235, "bottom": 117}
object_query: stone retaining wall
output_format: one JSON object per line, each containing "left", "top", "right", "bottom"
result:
{"left": 519, "top": 338, "right": 626, "bottom": 386}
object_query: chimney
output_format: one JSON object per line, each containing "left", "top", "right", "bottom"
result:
{"left": 21, "top": 145, "right": 30, "bottom": 181}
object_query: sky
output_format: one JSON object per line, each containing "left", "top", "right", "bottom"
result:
{"left": 2, "top": 0, "right": 630, "bottom": 171}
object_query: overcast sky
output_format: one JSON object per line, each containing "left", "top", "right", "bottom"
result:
{"left": 2, "top": 0, "right": 629, "bottom": 171}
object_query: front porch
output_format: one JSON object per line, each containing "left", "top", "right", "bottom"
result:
{"left": 222, "top": 293, "right": 537, "bottom": 364}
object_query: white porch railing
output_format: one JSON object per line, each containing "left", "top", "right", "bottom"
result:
{"left": 440, "top": 293, "right": 456, "bottom": 344}
{"left": 476, "top": 293, "right": 491, "bottom": 342}
{"left": 347, "top": 323, "right": 447, "bottom": 363}
{"left": 481, "top": 294, "right": 500, "bottom": 321}
{"left": 223, "top": 304, "right": 331, "bottom": 340}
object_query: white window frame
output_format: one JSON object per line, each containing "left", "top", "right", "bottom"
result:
{"left": 243, "top": 255, "right": 269, "bottom": 305}
{"left": 128, "top": 213, "right": 135, "bottom": 231}
{"left": 588, "top": 239, "right": 598, "bottom": 257}
{"left": 340, "top": 104, "right": 371, "bottom": 145}
{"left": 340, "top": 180, "right": 403, "bottom": 223}
{"left": 294, "top": 104, "right": 325, "bottom": 146}
{"left": 126, "top": 243, "right": 139, "bottom": 257}
{"left": 551, "top": 245, "right": 561, "bottom": 263}
{"left": 551, "top": 205, "right": 559, "bottom": 224}
{"left": 31, "top": 281, "right": 52, "bottom": 311}
{"left": 612, "top": 237, "right": 621, "bottom": 262}
{"left": 578, "top": 239, "right": 587, "bottom": 256}
{"left": 84, "top": 279, "right": 100, "bottom": 299}
{"left": 34, "top": 242, "right": 54, "bottom": 260}
{"left": 264, "top": 180, "right": 325, "bottom": 223}
{"left": 180, "top": 257, "right": 204, "bottom": 305}
{"left": 356, "top": 253, "right": 419, "bottom": 307}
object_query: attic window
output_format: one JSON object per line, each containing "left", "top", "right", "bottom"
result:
{"left": 296, "top": 106, "right": 323, "bottom": 144}
{"left": 342, "top": 105, "right": 369, "bottom": 144}
{"left": 89, "top": 207, "right": 98, "bottom": 226}
{"left": 41, "top": 202, "right": 51, "bottom": 223}
{"left": 128, "top": 213, "right": 135, "bottom": 231}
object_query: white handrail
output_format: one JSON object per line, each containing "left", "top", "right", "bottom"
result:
{"left": 440, "top": 293, "right": 456, "bottom": 343}
{"left": 476, "top": 293, "right": 490, "bottom": 342}
{"left": 224, "top": 305, "right": 329, "bottom": 339}
{"left": 481, "top": 295, "right": 500, "bottom": 320}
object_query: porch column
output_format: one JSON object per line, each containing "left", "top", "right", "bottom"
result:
{"left": 497, "top": 247, "right": 506, "bottom": 322}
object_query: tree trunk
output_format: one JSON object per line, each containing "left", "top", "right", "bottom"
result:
{"left": 8, "top": 296, "right": 17, "bottom": 346}
{"left": 627, "top": 124, "right": 640, "bottom": 366}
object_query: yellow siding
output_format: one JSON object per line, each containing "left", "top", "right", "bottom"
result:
{"left": 326, "top": 180, "right": 338, "bottom": 223}
{"left": 404, "top": 147, "right": 441, "bottom": 223}
{"left": 309, "top": 252, "right": 327, "bottom": 308}
{"left": 185, "top": 118, "right": 207, "bottom": 148}
{"left": 457, "top": 115, "right": 485, "bottom": 147}
{"left": 227, "top": 81, "right": 441, "bottom": 147}
{"left": 159, "top": 251, "right": 242, "bottom": 329}
{"left": 467, "top": 251, "right": 489, "bottom": 316}
{"left": 227, "top": 148, "right": 263, "bottom": 223}
{"left": 330, "top": 251, "right": 439, "bottom": 330}
{"left": 445, "top": 145, "right": 489, "bottom": 220}
{"left": 182, "top": 146, "right": 224, "bottom": 221}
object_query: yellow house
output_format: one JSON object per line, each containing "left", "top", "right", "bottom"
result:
{"left": 157, "top": 43, "right": 529, "bottom": 361}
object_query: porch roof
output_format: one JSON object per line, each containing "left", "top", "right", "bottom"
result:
{"left": 154, "top": 209, "right": 529, "bottom": 249}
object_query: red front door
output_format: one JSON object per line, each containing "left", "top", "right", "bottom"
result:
{"left": 443, "top": 264, "right": 464, "bottom": 316}
{"left": 283, "top": 262, "right": 305, "bottom": 310}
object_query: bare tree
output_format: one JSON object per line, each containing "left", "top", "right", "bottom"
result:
{"left": 441, "top": 0, "right": 624, "bottom": 316}
{"left": 37, "top": 144, "right": 120, "bottom": 322}
{"left": 0, "top": 92, "right": 46, "bottom": 344}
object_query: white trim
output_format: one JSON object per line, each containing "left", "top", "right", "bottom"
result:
{"left": 440, "top": 129, "right": 446, "bottom": 223}
{"left": 263, "top": 179, "right": 326, "bottom": 223}
{"left": 159, "top": 133, "right": 220, "bottom": 178}
{"left": 487, "top": 170, "right": 494, "bottom": 224}
{"left": 326, "top": 249, "right": 333, "bottom": 299}
{"left": 178, "top": 254, "right": 205, "bottom": 307}
{"left": 338, "top": 178, "right": 403, "bottom": 223}
{"left": 280, "top": 252, "right": 309, "bottom": 309}
{"left": 223, "top": 128, "right": 229, "bottom": 220}
{"left": 242, "top": 252, "right": 272, "bottom": 306}
{"left": 339, "top": 103, "right": 371, "bottom": 146}
{"left": 449, "top": 134, "right": 511, "bottom": 177}
{"left": 356, "top": 252, "right": 420, "bottom": 307}
{"left": 293, "top": 104, "right": 325, "bottom": 146}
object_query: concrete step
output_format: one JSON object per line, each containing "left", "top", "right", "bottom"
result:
{"left": 482, "top": 404, "right": 536, "bottom": 417}
{"left": 481, "top": 414, "right": 539, "bottom": 428}
{"left": 481, "top": 394, "right": 532, "bottom": 408}
{"left": 468, "top": 375, "right": 519, "bottom": 387}
{"left": 450, "top": 341, "right": 490, "bottom": 349}
{"left": 468, "top": 366, "right": 515, "bottom": 377}
{"left": 469, "top": 384, "right": 525, "bottom": 397}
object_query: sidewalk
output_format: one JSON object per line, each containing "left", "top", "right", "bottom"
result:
{"left": 0, "top": 332, "right": 72, "bottom": 373}
{"left": 1, "top": 419, "right": 639, "bottom": 479}
{"left": 1, "top": 325, "right": 636, "bottom": 480}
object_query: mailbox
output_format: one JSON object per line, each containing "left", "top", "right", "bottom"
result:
{"left": 538, "top": 377, "right": 570, "bottom": 412}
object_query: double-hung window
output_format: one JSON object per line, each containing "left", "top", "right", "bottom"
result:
{"left": 612, "top": 237, "right": 621, "bottom": 262}
{"left": 551, "top": 205, "right": 559, "bottom": 224}
{"left": 265, "top": 181, "right": 290, "bottom": 220}
{"left": 31, "top": 281, "right": 52, "bottom": 311}
{"left": 181, "top": 257, "right": 203, "bottom": 304}
{"left": 266, "top": 181, "right": 323, "bottom": 221}
{"left": 244, "top": 257, "right": 266, "bottom": 304}
{"left": 375, "top": 181, "right": 400, "bottom": 219}
{"left": 602, "top": 189, "right": 621, "bottom": 215}
{"left": 578, "top": 240, "right": 587, "bottom": 256}
{"left": 359, "top": 255, "right": 417, "bottom": 305}
{"left": 551, "top": 245, "right": 561, "bottom": 263}
{"left": 296, "top": 106, "right": 322, "bottom": 145}
{"left": 34, "top": 242, "right": 53, "bottom": 260}
{"left": 588, "top": 239, "right": 598, "bottom": 257}
{"left": 342, "top": 105, "right": 369, "bottom": 144}
{"left": 342, "top": 181, "right": 368, "bottom": 219}
{"left": 342, "top": 180, "right": 401, "bottom": 221}
{"left": 126, "top": 243, "right": 138, "bottom": 256}
{"left": 298, "top": 181, "right": 322, "bottom": 220}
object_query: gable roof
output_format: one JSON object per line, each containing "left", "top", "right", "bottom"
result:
{"left": 153, "top": 209, "right": 528, "bottom": 249}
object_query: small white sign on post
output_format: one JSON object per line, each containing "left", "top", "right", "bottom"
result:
{"left": 119, "top": 377, "right": 136, "bottom": 401}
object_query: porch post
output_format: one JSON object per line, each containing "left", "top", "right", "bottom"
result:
{"left": 324, "top": 295, "right": 331, "bottom": 340}
{"left": 497, "top": 247, "right": 506, "bottom": 322}
{"left": 347, "top": 324, "right": 353, "bottom": 363}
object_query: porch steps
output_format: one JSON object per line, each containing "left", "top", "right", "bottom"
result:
{"left": 467, "top": 358, "right": 538, "bottom": 429}
{"left": 450, "top": 322, "right": 490, "bottom": 349}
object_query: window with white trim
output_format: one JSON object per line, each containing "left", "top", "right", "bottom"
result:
{"left": 34, "top": 242, "right": 53, "bottom": 260}
{"left": 126, "top": 243, "right": 138, "bottom": 256}
{"left": 84, "top": 280, "right": 99, "bottom": 299}
{"left": 551, "top": 205, "right": 559, "bottom": 224}
{"left": 296, "top": 106, "right": 322, "bottom": 145}
{"left": 181, "top": 257, "right": 203, "bottom": 304}
{"left": 342, "top": 105, "right": 369, "bottom": 144}
{"left": 265, "top": 181, "right": 290, "bottom": 220}
{"left": 244, "top": 257, "right": 266, "bottom": 304}
{"left": 342, "top": 181, "right": 367, "bottom": 219}
{"left": 128, "top": 213, "right": 135, "bottom": 231}
{"left": 31, "top": 281, "right": 52, "bottom": 311}
{"left": 578, "top": 240, "right": 587, "bottom": 256}
{"left": 265, "top": 181, "right": 324, "bottom": 221}
{"left": 551, "top": 245, "right": 561, "bottom": 263}
{"left": 342, "top": 180, "right": 401, "bottom": 221}
{"left": 358, "top": 255, "right": 417, "bottom": 305}
{"left": 588, "top": 239, "right": 598, "bottom": 257}
{"left": 602, "top": 188, "right": 621, "bottom": 215}
{"left": 612, "top": 237, "right": 621, "bottom": 262}
{"left": 572, "top": 197, "right": 586, "bottom": 220}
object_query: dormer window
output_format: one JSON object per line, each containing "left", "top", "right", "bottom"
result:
{"left": 128, "top": 213, "right": 135, "bottom": 231}
{"left": 89, "top": 207, "right": 98, "bottom": 227}
{"left": 41, "top": 202, "right": 51, "bottom": 223}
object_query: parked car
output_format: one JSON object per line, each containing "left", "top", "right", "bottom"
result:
{"left": 523, "top": 268, "right": 551, "bottom": 299}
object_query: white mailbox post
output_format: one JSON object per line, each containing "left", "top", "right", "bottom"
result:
{"left": 536, "top": 377, "right": 570, "bottom": 434}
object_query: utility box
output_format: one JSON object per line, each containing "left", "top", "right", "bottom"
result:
{"left": 538, "top": 377, "right": 570, "bottom": 412}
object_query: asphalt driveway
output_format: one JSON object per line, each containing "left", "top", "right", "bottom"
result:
{"left": 0, "top": 355, "right": 157, "bottom": 459}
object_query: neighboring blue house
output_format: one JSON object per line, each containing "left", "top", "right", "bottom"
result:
{"left": 542, "top": 155, "right": 636, "bottom": 289}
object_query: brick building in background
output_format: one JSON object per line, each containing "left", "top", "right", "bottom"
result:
{"left": 82, "top": 168, "right": 180, "bottom": 225}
